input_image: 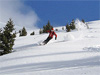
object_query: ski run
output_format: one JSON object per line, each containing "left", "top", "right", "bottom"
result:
{"left": 0, "top": 19, "right": 100, "bottom": 75}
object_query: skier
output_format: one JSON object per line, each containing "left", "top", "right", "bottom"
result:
{"left": 41, "top": 28, "right": 57, "bottom": 45}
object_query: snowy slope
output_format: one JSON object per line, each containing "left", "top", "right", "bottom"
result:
{"left": 0, "top": 20, "right": 100, "bottom": 75}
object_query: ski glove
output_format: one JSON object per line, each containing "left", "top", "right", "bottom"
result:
{"left": 55, "top": 37, "right": 57, "bottom": 40}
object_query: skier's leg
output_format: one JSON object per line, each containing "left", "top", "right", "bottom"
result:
{"left": 43, "top": 37, "right": 52, "bottom": 44}
{"left": 43, "top": 37, "right": 49, "bottom": 44}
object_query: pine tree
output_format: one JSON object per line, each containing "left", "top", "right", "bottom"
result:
{"left": 0, "top": 29, "right": 3, "bottom": 55}
{"left": 1, "top": 19, "right": 16, "bottom": 54}
{"left": 19, "top": 27, "right": 27, "bottom": 36}
{"left": 22, "top": 27, "right": 27, "bottom": 36}
{"left": 82, "top": 19, "right": 85, "bottom": 23}
{"left": 30, "top": 31, "right": 35, "bottom": 35}
{"left": 43, "top": 25, "right": 46, "bottom": 33}
{"left": 0, "top": 29, "right": 3, "bottom": 51}
{"left": 70, "top": 19, "right": 76, "bottom": 30}
{"left": 43, "top": 20, "right": 53, "bottom": 33}
{"left": 46, "top": 20, "right": 53, "bottom": 31}
{"left": 66, "top": 24, "right": 70, "bottom": 32}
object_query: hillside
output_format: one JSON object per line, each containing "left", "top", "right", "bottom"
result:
{"left": 0, "top": 20, "right": 100, "bottom": 75}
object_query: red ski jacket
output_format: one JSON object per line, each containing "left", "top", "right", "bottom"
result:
{"left": 47, "top": 30, "right": 57, "bottom": 38}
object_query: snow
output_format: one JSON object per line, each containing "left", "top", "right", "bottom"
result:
{"left": 75, "top": 19, "right": 88, "bottom": 30}
{"left": 0, "top": 20, "right": 100, "bottom": 75}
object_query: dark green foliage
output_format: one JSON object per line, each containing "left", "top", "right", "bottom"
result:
{"left": 66, "top": 24, "right": 70, "bottom": 32}
{"left": 19, "top": 27, "right": 27, "bottom": 36}
{"left": 0, "top": 29, "right": 3, "bottom": 55}
{"left": 43, "top": 20, "right": 53, "bottom": 33}
{"left": 30, "top": 31, "right": 35, "bottom": 35}
{"left": 39, "top": 29, "right": 43, "bottom": 34}
{"left": 82, "top": 19, "right": 85, "bottom": 23}
{"left": 66, "top": 19, "right": 76, "bottom": 32}
{"left": 0, "top": 19, "right": 16, "bottom": 55}
{"left": 43, "top": 25, "right": 46, "bottom": 33}
{"left": 70, "top": 19, "right": 76, "bottom": 30}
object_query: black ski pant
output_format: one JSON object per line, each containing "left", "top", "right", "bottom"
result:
{"left": 43, "top": 37, "right": 52, "bottom": 44}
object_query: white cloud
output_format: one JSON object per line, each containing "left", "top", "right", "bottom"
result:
{"left": 0, "top": 0, "right": 40, "bottom": 29}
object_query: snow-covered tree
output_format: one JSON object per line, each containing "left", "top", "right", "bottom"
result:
{"left": 0, "top": 19, "right": 16, "bottom": 54}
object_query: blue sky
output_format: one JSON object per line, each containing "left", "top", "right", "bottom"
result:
{"left": 0, "top": 0, "right": 99, "bottom": 29}
{"left": 23, "top": 1, "right": 99, "bottom": 28}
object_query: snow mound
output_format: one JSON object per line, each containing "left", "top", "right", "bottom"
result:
{"left": 64, "top": 34, "right": 75, "bottom": 41}
{"left": 83, "top": 45, "right": 100, "bottom": 52}
{"left": 75, "top": 19, "right": 87, "bottom": 30}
